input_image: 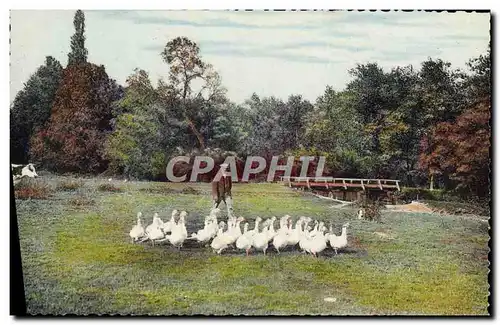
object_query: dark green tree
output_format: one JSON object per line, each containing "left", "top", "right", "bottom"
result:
{"left": 67, "top": 9, "right": 88, "bottom": 65}
{"left": 208, "top": 102, "right": 247, "bottom": 153}
{"left": 278, "top": 95, "right": 314, "bottom": 151}
{"left": 464, "top": 44, "right": 491, "bottom": 102}
{"left": 10, "top": 56, "right": 63, "bottom": 163}
{"left": 106, "top": 69, "right": 167, "bottom": 179}
{"left": 241, "top": 94, "right": 285, "bottom": 156}
{"left": 302, "top": 87, "right": 370, "bottom": 178}
{"left": 378, "top": 65, "right": 424, "bottom": 185}
{"left": 346, "top": 63, "right": 398, "bottom": 158}
{"left": 417, "top": 58, "right": 466, "bottom": 125}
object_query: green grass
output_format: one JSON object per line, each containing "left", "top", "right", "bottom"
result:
{"left": 16, "top": 177, "right": 490, "bottom": 315}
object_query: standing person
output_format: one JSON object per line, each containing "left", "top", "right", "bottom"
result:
{"left": 211, "top": 163, "right": 233, "bottom": 218}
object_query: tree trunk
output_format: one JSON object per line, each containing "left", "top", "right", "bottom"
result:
{"left": 429, "top": 173, "right": 434, "bottom": 191}
{"left": 186, "top": 118, "right": 205, "bottom": 150}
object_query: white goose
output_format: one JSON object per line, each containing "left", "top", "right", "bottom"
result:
{"left": 278, "top": 215, "right": 290, "bottom": 232}
{"left": 142, "top": 213, "right": 165, "bottom": 246}
{"left": 276, "top": 215, "right": 291, "bottom": 237}
{"left": 196, "top": 208, "right": 221, "bottom": 242}
{"left": 227, "top": 216, "right": 245, "bottom": 246}
{"left": 266, "top": 216, "right": 278, "bottom": 242}
{"left": 286, "top": 217, "right": 305, "bottom": 247}
{"left": 211, "top": 222, "right": 231, "bottom": 254}
{"left": 329, "top": 222, "right": 350, "bottom": 254}
{"left": 307, "top": 222, "right": 328, "bottom": 257}
{"left": 309, "top": 220, "right": 320, "bottom": 238}
{"left": 235, "top": 223, "right": 253, "bottom": 256}
{"left": 205, "top": 217, "right": 221, "bottom": 240}
{"left": 163, "top": 209, "right": 178, "bottom": 233}
{"left": 301, "top": 221, "right": 322, "bottom": 255}
{"left": 242, "top": 217, "right": 262, "bottom": 241}
{"left": 298, "top": 218, "right": 313, "bottom": 253}
{"left": 252, "top": 219, "right": 269, "bottom": 255}
{"left": 129, "top": 212, "right": 145, "bottom": 242}
{"left": 189, "top": 217, "right": 214, "bottom": 244}
{"left": 166, "top": 211, "right": 188, "bottom": 249}
{"left": 272, "top": 216, "right": 292, "bottom": 254}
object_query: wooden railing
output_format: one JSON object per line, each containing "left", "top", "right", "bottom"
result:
{"left": 279, "top": 176, "right": 401, "bottom": 191}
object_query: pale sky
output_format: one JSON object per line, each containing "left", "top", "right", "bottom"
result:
{"left": 10, "top": 10, "right": 491, "bottom": 104}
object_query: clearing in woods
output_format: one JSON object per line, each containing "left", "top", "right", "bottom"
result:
{"left": 15, "top": 176, "right": 490, "bottom": 315}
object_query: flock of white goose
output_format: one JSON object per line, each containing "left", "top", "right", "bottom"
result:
{"left": 129, "top": 208, "right": 351, "bottom": 257}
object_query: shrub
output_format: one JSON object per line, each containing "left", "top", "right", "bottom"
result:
{"left": 14, "top": 178, "right": 53, "bottom": 200}
{"left": 97, "top": 183, "right": 122, "bottom": 192}
{"left": 360, "top": 198, "right": 384, "bottom": 222}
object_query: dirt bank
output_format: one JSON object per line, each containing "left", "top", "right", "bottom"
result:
{"left": 385, "top": 201, "right": 434, "bottom": 213}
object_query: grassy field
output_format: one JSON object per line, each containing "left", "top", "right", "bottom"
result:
{"left": 15, "top": 176, "right": 490, "bottom": 315}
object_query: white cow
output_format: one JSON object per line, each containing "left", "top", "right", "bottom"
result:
{"left": 11, "top": 163, "right": 39, "bottom": 184}
{"left": 21, "top": 163, "right": 38, "bottom": 178}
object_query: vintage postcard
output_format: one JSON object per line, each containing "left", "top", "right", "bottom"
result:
{"left": 10, "top": 9, "right": 491, "bottom": 316}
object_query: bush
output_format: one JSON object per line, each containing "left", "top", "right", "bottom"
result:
{"left": 56, "top": 179, "right": 83, "bottom": 191}
{"left": 14, "top": 178, "right": 53, "bottom": 200}
{"left": 97, "top": 183, "right": 122, "bottom": 192}
{"left": 360, "top": 198, "right": 384, "bottom": 222}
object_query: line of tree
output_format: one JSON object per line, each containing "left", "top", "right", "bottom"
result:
{"left": 10, "top": 10, "right": 491, "bottom": 199}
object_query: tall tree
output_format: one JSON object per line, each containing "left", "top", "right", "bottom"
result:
{"left": 278, "top": 95, "right": 314, "bottom": 151}
{"left": 160, "top": 37, "right": 226, "bottom": 150}
{"left": 67, "top": 10, "right": 88, "bottom": 65}
{"left": 208, "top": 102, "right": 247, "bottom": 153}
{"left": 464, "top": 45, "right": 491, "bottom": 102}
{"left": 346, "top": 63, "right": 398, "bottom": 156}
{"left": 306, "top": 87, "right": 365, "bottom": 153}
{"left": 378, "top": 65, "right": 424, "bottom": 185}
{"left": 239, "top": 94, "right": 313, "bottom": 157}
{"left": 417, "top": 58, "right": 466, "bottom": 125}
{"left": 30, "top": 63, "right": 122, "bottom": 172}
{"left": 10, "top": 56, "right": 63, "bottom": 163}
{"left": 346, "top": 63, "right": 404, "bottom": 178}
{"left": 303, "top": 87, "right": 370, "bottom": 178}
{"left": 242, "top": 94, "right": 285, "bottom": 156}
